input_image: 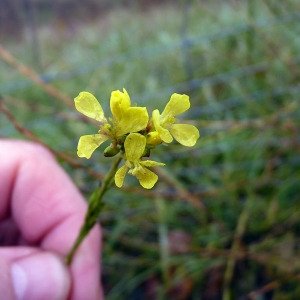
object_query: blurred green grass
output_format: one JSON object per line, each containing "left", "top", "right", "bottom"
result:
{"left": 1, "top": 0, "right": 300, "bottom": 299}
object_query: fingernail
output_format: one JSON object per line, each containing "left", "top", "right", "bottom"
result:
{"left": 11, "top": 252, "right": 70, "bottom": 300}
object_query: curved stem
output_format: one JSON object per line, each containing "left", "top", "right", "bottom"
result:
{"left": 65, "top": 154, "right": 123, "bottom": 264}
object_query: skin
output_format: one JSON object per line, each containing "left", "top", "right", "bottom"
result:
{"left": 0, "top": 140, "right": 103, "bottom": 300}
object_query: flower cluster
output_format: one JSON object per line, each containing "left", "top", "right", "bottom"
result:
{"left": 74, "top": 89, "right": 200, "bottom": 189}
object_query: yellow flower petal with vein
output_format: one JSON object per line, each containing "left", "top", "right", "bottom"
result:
{"left": 162, "top": 93, "right": 190, "bottom": 118}
{"left": 152, "top": 110, "right": 173, "bottom": 143}
{"left": 74, "top": 92, "right": 106, "bottom": 122}
{"left": 124, "top": 133, "right": 146, "bottom": 161}
{"left": 135, "top": 167, "right": 159, "bottom": 189}
{"left": 110, "top": 88, "right": 131, "bottom": 120}
{"left": 116, "top": 107, "right": 149, "bottom": 136}
{"left": 77, "top": 134, "right": 109, "bottom": 159}
{"left": 170, "top": 124, "right": 200, "bottom": 147}
{"left": 115, "top": 164, "right": 128, "bottom": 188}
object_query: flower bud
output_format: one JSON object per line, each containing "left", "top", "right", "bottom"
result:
{"left": 147, "top": 131, "right": 162, "bottom": 147}
{"left": 104, "top": 144, "right": 121, "bottom": 157}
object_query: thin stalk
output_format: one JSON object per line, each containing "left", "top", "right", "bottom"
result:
{"left": 65, "top": 154, "right": 123, "bottom": 264}
{"left": 222, "top": 194, "right": 252, "bottom": 300}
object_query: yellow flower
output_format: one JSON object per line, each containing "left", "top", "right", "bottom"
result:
{"left": 110, "top": 89, "right": 149, "bottom": 137}
{"left": 152, "top": 93, "right": 200, "bottom": 147}
{"left": 75, "top": 92, "right": 110, "bottom": 159}
{"left": 74, "top": 90, "right": 149, "bottom": 159}
{"left": 115, "top": 133, "right": 165, "bottom": 189}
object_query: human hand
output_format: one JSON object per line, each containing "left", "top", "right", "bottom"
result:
{"left": 0, "top": 140, "right": 103, "bottom": 300}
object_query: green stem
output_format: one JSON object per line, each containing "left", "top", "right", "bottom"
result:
{"left": 65, "top": 154, "right": 123, "bottom": 264}
{"left": 222, "top": 194, "right": 252, "bottom": 300}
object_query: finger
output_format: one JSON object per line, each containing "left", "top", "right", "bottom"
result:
{"left": 0, "top": 140, "right": 102, "bottom": 300}
{"left": 0, "top": 250, "right": 16, "bottom": 299}
{"left": 0, "top": 247, "right": 70, "bottom": 300}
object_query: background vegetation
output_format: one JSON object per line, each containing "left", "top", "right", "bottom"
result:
{"left": 1, "top": 0, "right": 299, "bottom": 299}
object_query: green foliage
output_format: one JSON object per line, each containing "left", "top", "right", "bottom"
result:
{"left": 1, "top": 0, "right": 300, "bottom": 298}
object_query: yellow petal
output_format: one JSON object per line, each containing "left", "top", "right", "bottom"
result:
{"left": 170, "top": 124, "right": 200, "bottom": 147}
{"left": 115, "top": 164, "right": 128, "bottom": 188}
{"left": 74, "top": 92, "right": 106, "bottom": 122}
{"left": 141, "top": 160, "right": 165, "bottom": 167}
{"left": 110, "top": 88, "right": 131, "bottom": 120}
{"left": 135, "top": 167, "right": 158, "bottom": 189}
{"left": 124, "top": 133, "right": 146, "bottom": 162}
{"left": 162, "top": 93, "right": 190, "bottom": 118}
{"left": 77, "top": 134, "right": 109, "bottom": 159}
{"left": 115, "top": 107, "right": 149, "bottom": 136}
{"left": 152, "top": 110, "right": 173, "bottom": 143}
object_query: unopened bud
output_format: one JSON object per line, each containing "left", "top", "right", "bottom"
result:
{"left": 104, "top": 145, "right": 121, "bottom": 157}
{"left": 147, "top": 131, "right": 162, "bottom": 147}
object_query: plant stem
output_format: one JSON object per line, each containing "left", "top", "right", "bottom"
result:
{"left": 222, "top": 194, "right": 252, "bottom": 300}
{"left": 65, "top": 154, "right": 123, "bottom": 264}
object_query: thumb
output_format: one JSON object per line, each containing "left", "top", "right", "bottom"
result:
{"left": 0, "top": 249, "right": 71, "bottom": 300}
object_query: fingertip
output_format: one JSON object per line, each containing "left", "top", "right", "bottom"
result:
{"left": 11, "top": 252, "right": 70, "bottom": 300}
